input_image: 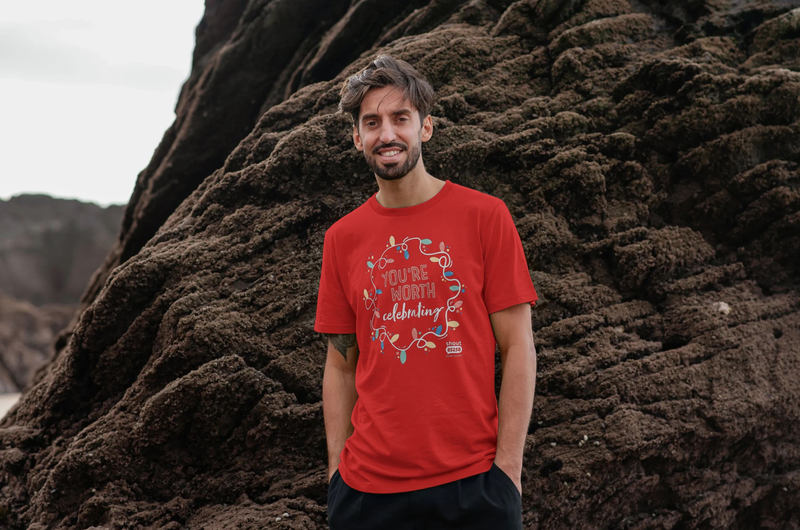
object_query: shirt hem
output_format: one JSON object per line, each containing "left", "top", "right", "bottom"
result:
{"left": 339, "top": 458, "right": 494, "bottom": 494}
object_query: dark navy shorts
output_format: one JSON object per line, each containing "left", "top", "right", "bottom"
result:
{"left": 327, "top": 463, "right": 523, "bottom": 529}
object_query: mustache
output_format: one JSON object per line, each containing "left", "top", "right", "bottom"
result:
{"left": 372, "top": 142, "right": 407, "bottom": 154}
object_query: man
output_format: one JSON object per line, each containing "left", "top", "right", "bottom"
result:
{"left": 314, "top": 54, "right": 538, "bottom": 529}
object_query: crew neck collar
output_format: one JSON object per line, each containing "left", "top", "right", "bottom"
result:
{"left": 369, "top": 180, "right": 453, "bottom": 216}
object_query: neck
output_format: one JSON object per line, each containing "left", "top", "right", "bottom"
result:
{"left": 374, "top": 164, "right": 444, "bottom": 209}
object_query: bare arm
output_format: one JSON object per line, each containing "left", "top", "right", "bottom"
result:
{"left": 322, "top": 333, "right": 359, "bottom": 482}
{"left": 489, "top": 302, "right": 537, "bottom": 495}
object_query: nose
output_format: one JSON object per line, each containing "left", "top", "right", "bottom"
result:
{"left": 379, "top": 121, "right": 397, "bottom": 145}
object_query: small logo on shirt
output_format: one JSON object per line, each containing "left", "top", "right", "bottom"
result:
{"left": 446, "top": 340, "right": 463, "bottom": 357}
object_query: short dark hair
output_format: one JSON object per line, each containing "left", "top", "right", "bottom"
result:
{"left": 339, "top": 54, "right": 435, "bottom": 127}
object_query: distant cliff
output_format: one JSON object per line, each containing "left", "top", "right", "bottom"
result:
{"left": 0, "top": 294, "right": 74, "bottom": 393}
{"left": 0, "top": 194, "right": 123, "bottom": 392}
{"left": 0, "top": 194, "right": 123, "bottom": 306}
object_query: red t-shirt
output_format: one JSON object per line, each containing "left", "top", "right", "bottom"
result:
{"left": 314, "top": 179, "right": 538, "bottom": 493}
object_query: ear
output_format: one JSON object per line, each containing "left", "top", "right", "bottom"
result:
{"left": 353, "top": 124, "right": 364, "bottom": 152}
{"left": 421, "top": 115, "right": 433, "bottom": 143}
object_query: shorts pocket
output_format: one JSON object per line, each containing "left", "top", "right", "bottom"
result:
{"left": 491, "top": 463, "right": 520, "bottom": 499}
{"left": 327, "top": 469, "right": 341, "bottom": 502}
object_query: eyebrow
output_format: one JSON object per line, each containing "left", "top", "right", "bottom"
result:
{"left": 360, "top": 109, "right": 413, "bottom": 123}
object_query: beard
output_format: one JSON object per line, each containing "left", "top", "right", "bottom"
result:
{"left": 364, "top": 136, "right": 422, "bottom": 181}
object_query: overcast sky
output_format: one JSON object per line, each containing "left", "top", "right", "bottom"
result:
{"left": 0, "top": 1, "right": 206, "bottom": 207}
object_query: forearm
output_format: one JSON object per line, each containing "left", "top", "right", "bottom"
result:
{"left": 496, "top": 343, "right": 537, "bottom": 474}
{"left": 322, "top": 363, "right": 358, "bottom": 477}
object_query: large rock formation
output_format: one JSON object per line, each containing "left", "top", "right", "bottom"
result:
{"left": 1, "top": 0, "right": 799, "bottom": 528}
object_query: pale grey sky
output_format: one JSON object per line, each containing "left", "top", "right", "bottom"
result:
{"left": 0, "top": 1, "right": 206, "bottom": 206}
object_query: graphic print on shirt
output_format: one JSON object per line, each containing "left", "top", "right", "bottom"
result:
{"left": 363, "top": 235, "right": 466, "bottom": 364}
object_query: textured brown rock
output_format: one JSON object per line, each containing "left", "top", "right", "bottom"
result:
{"left": 1, "top": 0, "right": 799, "bottom": 529}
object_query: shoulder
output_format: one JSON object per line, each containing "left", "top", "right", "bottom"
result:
{"left": 326, "top": 200, "right": 372, "bottom": 238}
{"left": 448, "top": 181, "right": 505, "bottom": 217}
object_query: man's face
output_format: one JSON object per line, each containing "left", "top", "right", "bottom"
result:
{"left": 353, "top": 85, "right": 433, "bottom": 181}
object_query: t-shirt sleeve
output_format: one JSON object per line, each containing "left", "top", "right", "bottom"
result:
{"left": 314, "top": 228, "right": 357, "bottom": 333}
{"left": 481, "top": 201, "right": 539, "bottom": 314}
